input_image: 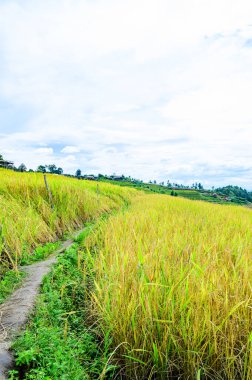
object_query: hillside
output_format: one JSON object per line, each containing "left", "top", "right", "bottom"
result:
{"left": 0, "top": 168, "right": 138, "bottom": 276}
{"left": 98, "top": 178, "right": 252, "bottom": 205}
{"left": 0, "top": 170, "right": 252, "bottom": 379}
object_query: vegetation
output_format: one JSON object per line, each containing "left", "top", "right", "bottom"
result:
{"left": 76, "top": 169, "right": 82, "bottom": 177}
{"left": 20, "top": 241, "right": 61, "bottom": 266}
{"left": 215, "top": 185, "right": 252, "bottom": 203}
{"left": 2, "top": 162, "right": 252, "bottom": 379}
{"left": 98, "top": 178, "right": 252, "bottom": 205}
{"left": 0, "top": 269, "right": 25, "bottom": 304}
{"left": 0, "top": 168, "right": 137, "bottom": 276}
{"left": 1, "top": 152, "right": 251, "bottom": 205}
{"left": 84, "top": 194, "right": 252, "bottom": 379}
{"left": 0, "top": 241, "right": 61, "bottom": 305}
{"left": 10, "top": 242, "right": 115, "bottom": 380}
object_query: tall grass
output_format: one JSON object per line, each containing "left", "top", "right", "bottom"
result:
{"left": 0, "top": 169, "right": 137, "bottom": 274}
{"left": 85, "top": 195, "right": 252, "bottom": 379}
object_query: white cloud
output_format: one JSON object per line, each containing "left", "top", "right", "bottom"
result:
{"left": 35, "top": 147, "right": 53, "bottom": 154}
{"left": 0, "top": 0, "right": 252, "bottom": 187}
{"left": 61, "top": 146, "right": 80, "bottom": 154}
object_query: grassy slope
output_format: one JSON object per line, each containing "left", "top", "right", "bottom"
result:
{"left": 99, "top": 179, "right": 251, "bottom": 205}
{"left": 84, "top": 194, "right": 252, "bottom": 379}
{"left": 0, "top": 169, "right": 137, "bottom": 275}
{"left": 4, "top": 171, "right": 252, "bottom": 379}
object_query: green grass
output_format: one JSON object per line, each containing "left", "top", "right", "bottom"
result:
{"left": 20, "top": 241, "right": 61, "bottom": 266}
{"left": 0, "top": 269, "right": 26, "bottom": 304}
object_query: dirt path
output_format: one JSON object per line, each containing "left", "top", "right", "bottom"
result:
{"left": 0, "top": 237, "right": 79, "bottom": 379}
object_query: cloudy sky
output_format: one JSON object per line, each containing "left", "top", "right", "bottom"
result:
{"left": 0, "top": 0, "right": 252, "bottom": 187}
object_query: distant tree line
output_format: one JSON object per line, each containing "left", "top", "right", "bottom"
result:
{"left": 10, "top": 164, "right": 63, "bottom": 174}
{"left": 147, "top": 180, "right": 204, "bottom": 190}
{"left": 215, "top": 185, "right": 252, "bottom": 203}
{"left": 0, "top": 154, "right": 64, "bottom": 174}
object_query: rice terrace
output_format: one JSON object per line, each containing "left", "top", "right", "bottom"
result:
{"left": 0, "top": 165, "right": 251, "bottom": 379}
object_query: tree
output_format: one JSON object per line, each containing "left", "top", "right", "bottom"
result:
{"left": 37, "top": 165, "right": 46, "bottom": 173}
{"left": 0, "top": 154, "right": 3, "bottom": 160}
{"left": 56, "top": 167, "right": 63, "bottom": 175}
{"left": 76, "top": 169, "right": 81, "bottom": 177}
{"left": 46, "top": 164, "right": 57, "bottom": 173}
{"left": 18, "top": 163, "right": 27, "bottom": 172}
{"left": 215, "top": 185, "right": 252, "bottom": 203}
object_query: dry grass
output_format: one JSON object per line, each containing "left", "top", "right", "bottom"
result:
{"left": 0, "top": 169, "right": 137, "bottom": 274}
{"left": 85, "top": 194, "right": 252, "bottom": 379}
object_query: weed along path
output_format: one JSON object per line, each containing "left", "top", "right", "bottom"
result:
{"left": 0, "top": 235, "right": 80, "bottom": 380}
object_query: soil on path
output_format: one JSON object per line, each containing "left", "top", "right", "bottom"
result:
{"left": 0, "top": 237, "right": 79, "bottom": 379}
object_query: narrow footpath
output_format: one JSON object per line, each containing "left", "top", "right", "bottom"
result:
{"left": 0, "top": 236, "right": 79, "bottom": 379}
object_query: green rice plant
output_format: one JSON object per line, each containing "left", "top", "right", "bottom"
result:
{"left": 85, "top": 194, "right": 252, "bottom": 379}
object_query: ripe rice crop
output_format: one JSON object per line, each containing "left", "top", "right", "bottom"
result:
{"left": 85, "top": 194, "right": 252, "bottom": 379}
{"left": 0, "top": 169, "right": 137, "bottom": 274}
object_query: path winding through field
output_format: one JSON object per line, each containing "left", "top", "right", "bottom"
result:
{"left": 0, "top": 237, "right": 79, "bottom": 379}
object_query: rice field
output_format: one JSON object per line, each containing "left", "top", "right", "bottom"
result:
{"left": 0, "top": 168, "right": 137, "bottom": 275}
{"left": 2, "top": 169, "right": 252, "bottom": 379}
{"left": 85, "top": 194, "right": 252, "bottom": 379}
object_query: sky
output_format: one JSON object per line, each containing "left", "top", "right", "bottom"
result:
{"left": 0, "top": 0, "right": 252, "bottom": 188}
